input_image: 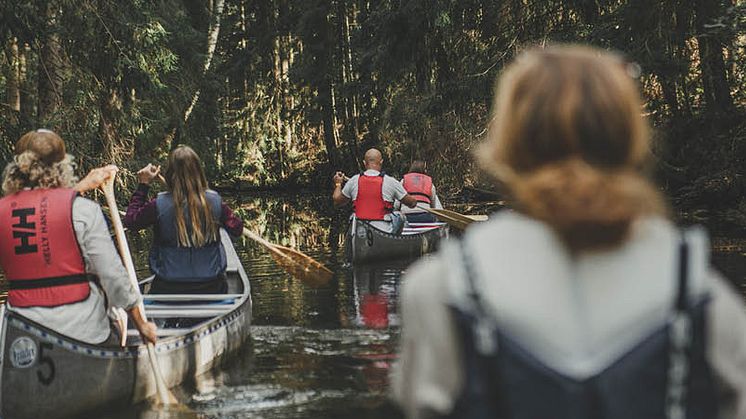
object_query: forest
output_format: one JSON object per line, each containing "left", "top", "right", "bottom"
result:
{"left": 0, "top": 0, "right": 745, "bottom": 230}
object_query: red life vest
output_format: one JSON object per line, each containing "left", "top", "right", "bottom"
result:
{"left": 0, "top": 188, "right": 91, "bottom": 308}
{"left": 354, "top": 173, "right": 393, "bottom": 221}
{"left": 402, "top": 173, "right": 433, "bottom": 205}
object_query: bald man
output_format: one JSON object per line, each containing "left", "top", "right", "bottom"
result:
{"left": 333, "top": 149, "right": 417, "bottom": 233}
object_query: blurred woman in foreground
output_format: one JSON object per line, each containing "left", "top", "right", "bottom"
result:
{"left": 393, "top": 45, "right": 746, "bottom": 418}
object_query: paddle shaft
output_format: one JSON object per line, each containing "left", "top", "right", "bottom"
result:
{"left": 242, "top": 228, "right": 297, "bottom": 261}
{"left": 102, "top": 177, "right": 173, "bottom": 405}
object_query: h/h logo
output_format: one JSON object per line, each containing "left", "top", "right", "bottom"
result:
{"left": 11, "top": 207, "right": 37, "bottom": 255}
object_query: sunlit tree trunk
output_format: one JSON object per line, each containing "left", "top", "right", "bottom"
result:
{"left": 18, "top": 43, "right": 32, "bottom": 123}
{"left": 98, "top": 89, "right": 122, "bottom": 163}
{"left": 5, "top": 38, "right": 21, "bottom": 112}
{"left": 273, "top": 2, "right": 286, "bottom": 179}
{"left": 694, "top": 0, "right": 733, "bottom": 116}
{"left": 337, "top": 0, "right": 360, "bottom": 166}
{"left": 38, "top": 1, "right": 65, "bottom": 122}
{"left": 182, "top": 0, "right": 225, "bottom": 125}
{"left": 164, "top": 0, "right": 225, "bottom": 149}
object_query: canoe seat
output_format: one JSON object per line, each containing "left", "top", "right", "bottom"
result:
{"left": 143, "top": 298, "right": 237, "bottom": 306}
{"left": 127, "top": 328, "right": 195, "bottom": 337}
{"left": 143, "top": 293, "right": 244, "bottom": 301}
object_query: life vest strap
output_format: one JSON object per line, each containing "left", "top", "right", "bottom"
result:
{"left": 8, "top": 274, "right": 94, "bottom": 290}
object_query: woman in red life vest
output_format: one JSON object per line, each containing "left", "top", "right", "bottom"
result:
{"left": 399, "top": 160, "right": 444, "bottom": 224}
{"left": 0, "top": 129, "right": 157, "bottom": 346}
{"left": 123, "top": 145, "right": 244, "bottom": 294}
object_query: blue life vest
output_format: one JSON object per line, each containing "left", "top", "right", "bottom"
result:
{"left": 444, "top": 237, "right": 718, "bottom": 419}
{"left": 149, "top": 191, "right": 226, "bottom": 282}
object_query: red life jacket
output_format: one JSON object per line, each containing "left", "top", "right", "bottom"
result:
{"left": 0, "top": 188, "right": 91, "bottom": 308}
{"left": 402, "top": 173, "right": 433, "bottom": 205}
{"left": 354, "top": 173, "right": 393, "bottom": 221}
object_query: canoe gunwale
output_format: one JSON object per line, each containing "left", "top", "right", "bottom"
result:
{"left": 1, "top": 294, "right": 250, "bottom": 360}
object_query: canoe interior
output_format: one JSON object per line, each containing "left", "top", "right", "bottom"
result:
{"left": 0, "top": 229, "right": 252, "bottom": 419}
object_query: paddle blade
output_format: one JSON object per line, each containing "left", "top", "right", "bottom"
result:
{"left": 425, "top": 208, "right": 487, "bottom": 230}
{"left": 242, "top": 229, "right": 333, "bottom": 287}
{"left": 268, "top": 245, "right": 334, "bottom": 287}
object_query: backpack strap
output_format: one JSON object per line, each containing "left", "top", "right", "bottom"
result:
{"left": 675, "top": 235, "right": 690, "bottom": 312}
{"left": 458, "top": 238, "right": 498, "bottom": 354}
{"left": 666, "top": 232, "right": 693, "bottom": 419}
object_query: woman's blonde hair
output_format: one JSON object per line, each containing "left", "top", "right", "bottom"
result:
{"left": 3, "top": 130, "right": 78, "bottom": 195}
{"left": 164, "top": 145, "right": 218, "bottom": 247}
{"left": 481, "top": 45, "right": 666, "bottom": 251}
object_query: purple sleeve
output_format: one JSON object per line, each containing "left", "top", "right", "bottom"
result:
{"left": 221, "top": 203, "right": 244, "bottom": 237}
{"left": 123, "top": 184, "right": 157, "bottom": 231}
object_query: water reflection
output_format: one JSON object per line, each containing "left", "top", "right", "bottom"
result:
{"left": 1, "top": 191, "right": 744, "bottom": 419}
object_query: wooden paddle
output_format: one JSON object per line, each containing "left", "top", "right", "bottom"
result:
{"left": 423, "top": 207, "right": 488, "bottom": 230}
{"left": 156, "top": 173, "right": 332, "bottom": 287}
{"left": 101, "top": 175, "right": 177, "bottom": 406}
{"left": 242, "top": 228, "right": 333, "bottom": 287}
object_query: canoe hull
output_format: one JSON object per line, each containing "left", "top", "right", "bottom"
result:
{"left": 0, "top": 231, "right": 252, "bottom": 418}
{"left": 347, "top": 217, "right": 449, "bottom": 263}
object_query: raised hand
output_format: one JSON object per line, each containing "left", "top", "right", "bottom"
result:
{"left": 75, "top": 165, "right": 119, "bottom": 193}
{"left": 137, "top": 163, "right": 161, "bottom": 185}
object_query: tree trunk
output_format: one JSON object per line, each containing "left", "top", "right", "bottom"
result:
{"left": 656, "top": 70, "right": 681, "bottom": 118}
{"left": 168, "top": 0, "right": 225, "bottom": 148}
{"left": 694, "top": 0, "right": 733, "bottom": 116}
{"left": 5, "top": 38, "right": 21, "bottom": 114}
{"left": 273, "top": 4, "right": 286, "bottom": 179}
{"left": 38, "top": 1, "right": 65, "bottom": 122}
{"left": 98, "top": 89, "right": 123, "bottom": 163}
{"left": 337, "top": 0, "right": 360, "bottom": 167}
{"left": 19, "top": 43, "right": 32, "bottom": 123}
{"left": 182, "top": 0, "right": 225, "bottom": 123}
{"left": 321, "top": 78, "right": 340, "bottom": 169}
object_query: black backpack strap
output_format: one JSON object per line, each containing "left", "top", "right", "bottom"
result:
{"left": 458, "top": 239, "right": 486, "bottom": 316}
{"left": 458, "top": 238, "right": 498, "bottom": 354}
{"left": 666, "top": 231, "right": 693, "bottom": 419}
{"left": 675, "top": 234, "right": 690, "bottom": 312}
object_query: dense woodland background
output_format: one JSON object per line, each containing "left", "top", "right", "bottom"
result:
{"left": 0, "top": 0, "right": 745, "bottom": 230}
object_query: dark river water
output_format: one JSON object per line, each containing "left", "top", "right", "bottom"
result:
{"left": 45, "top": 192, "right": 746, "bottom": 418}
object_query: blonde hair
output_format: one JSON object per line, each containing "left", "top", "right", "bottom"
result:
{"left": 164, "top": 145, "right": 218, "bottom": 247}
{"left": 481, "top": 45, "right": 666, "bottom": 251}
{"left": 3, "top": 130, "right": 78, "bottom": 195}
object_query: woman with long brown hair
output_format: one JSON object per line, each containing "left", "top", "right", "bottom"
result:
{"left": 0, "top": 129, "right": 156, "bottom": 345}
{"left": 124, "top": 145, "right": 243, "bottom": 294}
{"left": 393, "top": 45, "right": 746, "bottom": 418}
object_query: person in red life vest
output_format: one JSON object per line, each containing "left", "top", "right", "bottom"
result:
{"left": 14, "top": 132, "right": 124, "bottom": 195}
{"left": 123, "top": 145, "right": 244, "bottom": 294}
{"left": 398, "top": 160, "right": 443, "bottom": 224}
{"left": 332, "top": 148, "right": 418, "bottom": 233}
{"left": 0, "top": 129, "right": 157, "bottom": 346}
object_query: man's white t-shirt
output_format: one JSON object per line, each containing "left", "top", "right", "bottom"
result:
{"left": 342, "top": 169, "right": 408, "bottom": 231}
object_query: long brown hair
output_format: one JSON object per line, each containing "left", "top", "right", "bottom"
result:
{"left": 481, "top": 45, "right": 666, "bottom": 251}
{"left": 163, "top": 145, "right": 218, "bottom": 247}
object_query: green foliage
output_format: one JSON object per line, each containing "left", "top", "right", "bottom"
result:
{"left": 0, "top": 0, "right": 743, "bottom": 209}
